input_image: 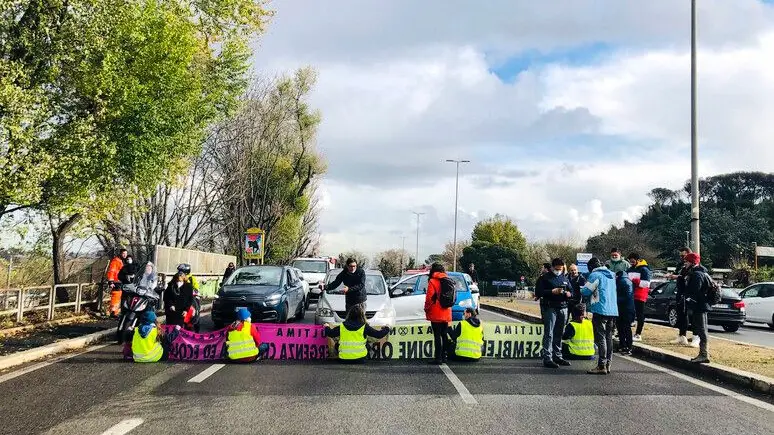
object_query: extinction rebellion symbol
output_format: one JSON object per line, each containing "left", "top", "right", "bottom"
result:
{"left": 398, "top": 326, "right": 409, "bottom": 336}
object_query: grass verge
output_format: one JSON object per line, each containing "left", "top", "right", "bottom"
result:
{"left": 481, "top": 296, "right": 774, "bottom": 379}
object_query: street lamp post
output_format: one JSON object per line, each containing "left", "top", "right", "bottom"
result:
{"left": 446, "top": 159, "right": 470, "bottom": 272}
{"left": 690, "top": 0, "right": 701, "bottom": 255}
{"left": 411, "top": 211, "right": 425, "bottom": 267}
{"left": 686, "top": 231, "right": 690, "bottom": 249}
{"left": 400, "top": 236, "right": 406, "bottom": 272}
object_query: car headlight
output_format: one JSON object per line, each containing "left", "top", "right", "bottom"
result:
{"left": 317, "top": 307, "right": 334, "bottom": 317}
{"left": 265, "top": 292, "right": 283, "bottom": 304}
{"left": 373, "top": 307, "right": 395, "bottom": 319}
{"left": 459, "top": 299, "right": 473, "bottom": 308}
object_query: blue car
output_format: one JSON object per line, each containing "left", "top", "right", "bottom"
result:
{"left": 391, "top": 272, "right": 478, "bottom": 321}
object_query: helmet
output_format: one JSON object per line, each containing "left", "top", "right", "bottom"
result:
{"left": 177, "top": 263, "right": 191, "bottom": 274}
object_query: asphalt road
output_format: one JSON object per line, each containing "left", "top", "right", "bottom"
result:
{"left": 1, "top": 308, "right": 773, "bottom": 435}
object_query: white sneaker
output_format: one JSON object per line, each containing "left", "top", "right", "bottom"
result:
{"left": 690, "top": 337, "right": 701, "bottom": 348}
{"left": 670, "top": 336, "right": 689, "bottom": 345}
{"left": 633, "top": 334, "right": 642, "bottom": 342}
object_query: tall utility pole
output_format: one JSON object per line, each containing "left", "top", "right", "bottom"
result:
{"left": 411, "top": 211, "right": 425, "bottom": 266}
{"left": 446, "top": 159, "right": 470, "bottom": 271}
{"left": 690, "top": 0, "right": 700, "bottom": 255}
{"left": 400, "top": 236, "right": 406, "bottom": 272}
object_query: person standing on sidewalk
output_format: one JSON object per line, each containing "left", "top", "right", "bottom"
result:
{"left": 581, "top": 257, "right": 618, "bottom": 374}
{"left": 535, "top": 258, "right": 574, "bottom": 369}
{"left": 667, "top": 247, "right": 693, "bottom": 346}
{"left": 683, "top": 253, "right": 711, "bottom": 364}
{"left": 424, "top": 262, "right": 452, "bottom": 365}
{"left": 627, "top": 252, "right": 651, "bottom": 342}
{"left": 605, "top": 248, "right": 630, "bottom": 275}
{"left": 567, "top": 263, "right": 586, "bottom": 314}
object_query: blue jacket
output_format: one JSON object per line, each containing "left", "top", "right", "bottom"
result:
{"left": 581, "top": 267, "right": 618, "bottom": 316}
{"left": 615, "top": 275, "right": 635, "bottom": 320}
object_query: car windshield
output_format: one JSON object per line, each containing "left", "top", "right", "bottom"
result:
{"left": 416, "top": 275, "right": 467, "bottom": 293}
{"left": 325, "top": 273, "right": 386, "bottom": 295}
{"left": 721, "top": 288, "right": 739, "bottom": 298}
{"left": 225, "top": 266, "right": 282, "bottom": 286}
{"left": 291, "top": 260, "right": 328, "bottom": 274}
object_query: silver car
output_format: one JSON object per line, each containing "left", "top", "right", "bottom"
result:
{"left": 314, "top": 269, "right": 395, "bottom": 328}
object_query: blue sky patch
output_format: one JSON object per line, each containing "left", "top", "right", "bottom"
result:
{"left": 487, "top": 42, "right": 616, "bottom": 83}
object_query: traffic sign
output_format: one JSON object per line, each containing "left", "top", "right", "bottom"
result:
{"left": 576, "top": 253, "right": 593, "bottom": 274}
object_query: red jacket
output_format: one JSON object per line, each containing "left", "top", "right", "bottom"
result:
{"left": 228, "top": 321, "right": 262, "bottom": 362}
{"left": 424, "top": 272, "right": 452, "bottom": 323}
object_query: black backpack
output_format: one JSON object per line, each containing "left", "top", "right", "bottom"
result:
{"left": 703, "top": 273, "right": 722, "bottom": 305}
{"left": 437, "top": 277, "right": 456, "bottom": 308}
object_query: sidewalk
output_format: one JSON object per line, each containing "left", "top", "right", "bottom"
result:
{"left": 0, "top": 316, "right": 116, "bottom": 356}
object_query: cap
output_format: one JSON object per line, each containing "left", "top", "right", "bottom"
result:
{"left": 236, "top": 307, "right": 251, "bottom": 321}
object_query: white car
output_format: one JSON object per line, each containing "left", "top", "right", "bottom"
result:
{"left": 293, "top": 267, "right": 311, "bottom": 309}
{"left": 739, "top": 282, "right": 774, "bottom": 328}
{"left": 315, "top": 269, "right": 395, "bottom": 328}
{"left": 388, "top": 271, "right": 476, "bottom": 322}
{"left": 291, "top": 257, "right": 334, "bottom": 305}
{"left": 464, "top": 273, "right": 480, "bottom": 314}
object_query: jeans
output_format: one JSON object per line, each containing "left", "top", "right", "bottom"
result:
{"left": 431, "top": 322, "right": 450, "bottom": 362}
{"left": 593, "top": 314, "right": 616, "bottom": 366}
{"left": 634, "top": 300, "right": 646, "bottom": 335}
{"left": 677, "top": 298, "right": 689, "bottom": 336}
{"left": 616, "top": 314, "right": 633, "bottom": 350}
{"left": 691, "top": 311, "right": 709, "bottom": 356}
{"left": 540, "top": 305, "right": 568, "bottom": 362}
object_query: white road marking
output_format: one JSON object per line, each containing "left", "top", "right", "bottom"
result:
{"left": 187, "top": 363, "right": 225, "bottom": 383}
{"left": 620, "top": 355, "right": 774, "bottom": 413}
{"left": 100, "top": 418, "right": 144, "bottom": 435}
{"left": 440, "top": 363, "right": 477, "bottom": 405}
{"left": 0, "top": 344, "right": 110, "bottom": 385}
{"left": 479, "top": 308, "right": 525, "bottom": 323}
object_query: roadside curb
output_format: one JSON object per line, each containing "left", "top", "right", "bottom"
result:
{"left": 0, "top": 314, "right": 93, "bottom": 337}
{"left": 0, "top": 304, "right": 212, "bottom": 372}
{"left": 480, "top": 303, "right": 774, "bottom": 396}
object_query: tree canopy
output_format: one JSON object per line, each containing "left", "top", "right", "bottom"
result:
{"left": 472, "top": 214, "right": 528, "bottom": 256}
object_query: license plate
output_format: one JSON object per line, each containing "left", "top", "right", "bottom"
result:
{"left": 712, "top": 304, "right": 727, "bottom": 308}
{"left": 236, "top": 306, "right": 247, "bottom": 311}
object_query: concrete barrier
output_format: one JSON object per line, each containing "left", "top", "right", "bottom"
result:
{"left": 480, "top": 303, "right": 774, "bottom": 397}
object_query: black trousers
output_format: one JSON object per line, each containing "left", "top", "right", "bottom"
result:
{"left": 616, "top": 314, "right": 633, "bottom": 349}
{"left": 676, "top": 298, "right": 689, "bottom": 336}
{"left": 634, "top": 300, "right": 646, "bottom": 335}
{"left": 431, "top": 322, "right": 449, "bottom": 362}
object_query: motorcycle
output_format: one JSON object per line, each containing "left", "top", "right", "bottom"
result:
{"left": 116, "top": 283, "right": 160, "bottom": 343}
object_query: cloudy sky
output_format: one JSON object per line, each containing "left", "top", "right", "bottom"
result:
{"left": 250, "top": 0, "right": 774, "bottom": 261}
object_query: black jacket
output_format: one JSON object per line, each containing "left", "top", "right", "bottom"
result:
{"left": 325, "top": 268, "right": 367, "bottom": 306}
{"left": 568, "top": 273, "right": 586, "bottom": 305}
{"left": 118, "top": 263, "right": 139, "bottom": 285}
{"left": 535, "top": 271, "right": 573, "bottom": 308}
{"left": 468, "top": 269, "right": 479, "bottom": 283}
{"left": 164, "top": 278, "right": 194, "bottom": 324}
{"left": 448, "top": 317, "right": 482, "bottom": 341}
{"left": 223, "top": 267, "right": 235, "bottom": 282}
{"left": 684, "top": 265, "right": 711, "bottom": 313}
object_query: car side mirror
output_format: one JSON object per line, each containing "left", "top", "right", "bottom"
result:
{"left": 392, "top": 288, "right": 405, "bottom": 297}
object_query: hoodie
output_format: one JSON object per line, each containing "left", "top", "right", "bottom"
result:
{"left": 448, "top": 317, "right": 482, "bottom": 341}
{"left": 627, "top": 260, "right": 652, "bottom": 302}
{"left": 581, "top": 267, "right": 618, "bottom": 316}
{"left": 605, "top": 258, "right": 630, "bottom": 275}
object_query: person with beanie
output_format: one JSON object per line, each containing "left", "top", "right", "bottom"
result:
{"left": 668, "top": 247, "right": 695, "bottom": 346}
{"left": 226, "top": 308, "right": 268, "bottom": 363}
{"left": 131, "top": 311, "right": 165, "bottom": 363}
{"left": 683, "top": 253, "right": 711, "bottom": 363}
{"left": 446, "top": 307, "right": 484, "bottom": 362}
{"left": 581, "top": 257, "right": 618, "bottom": 374}
{"left": 627, "top": 252, "right": 652, "bottom": 342}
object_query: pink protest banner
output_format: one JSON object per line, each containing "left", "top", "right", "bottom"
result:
{"left": 162, "top": 326, "right": 229, "bottom": 361}
{"left": 256, "top": 323, "right": 328, "bottom": 360}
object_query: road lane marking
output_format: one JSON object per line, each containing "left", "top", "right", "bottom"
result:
{"left": 479, "top": 308, "right": 525, "bottom": 323}
{"left": 620, "top": 355, "right": 774, "bottom": 413}
{"left": 101, "top": 418, "right": 144, "bottom": 435}
{"left": 187, "top": 363, "right": 225, "bottom": 383}
{"left": 440, "top": 363, "right": 477, "bottom": 405}
{"left": 0, "top": 344, "right": 110, "bottom": 384}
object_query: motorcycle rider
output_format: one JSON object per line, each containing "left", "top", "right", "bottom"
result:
{"left": 138, "top": 262, "right": 159, "bottom": 312}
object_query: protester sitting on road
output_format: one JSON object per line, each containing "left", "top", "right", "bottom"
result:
{"left": 535, "top": 258, "right": 574, "bottom": 369}
{"left": 322, "top": 258, "right": 367, "bottom": 312}
{"left": 561, "top": 303, "right": 595, "bottom": 360}
{"left": 683, "top": 253, "right": 711, "bottom": 364}
{"left": 581, "top": 257, "right": 618, "bottom": 375}
{"left": 324, "top": 304, "right": 389, "bottom": 363}
{"left": 131, "top": 311, "right": 165, "bottom": 363}
{"left": 627, "top": 252, "right": 651, "bottom": 342}
{"left": 668, "top": 247, "right": 694, "bottom": 347}
{"left": 164, "top": 272, "right": 194, "bottom": 327}
{"left": 605, "top": 248, "right": 630, "bottom": 275}
{"left": 226, "top": 308, "right": 268, "bottom": 363}
{"left": 615, "top": 271, "right": 635, "bottom": 355}
{"left": 424, "top": 262, "right": 453, "bottom": 365}
{"left": 446, "top": 307, "right": 483, "bottom": 362}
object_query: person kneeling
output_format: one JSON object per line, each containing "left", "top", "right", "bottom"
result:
{"left": 226, "top": 308, "right": 268, "bottom": 363}
{"left": 446, "top": 308, "right": 483, "bottom": 362}
{"left": 131, "top": 311, "right": 165, "bottom": 363}
{"left": 561, "top": 304, "right": 596, "bottom": 361}
{"left": 324, "top": 305, "right": 390, "bottom": 363}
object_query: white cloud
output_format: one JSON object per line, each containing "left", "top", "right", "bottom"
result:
{"left": 252, "top": 1, "right": 774, "bottom": 260}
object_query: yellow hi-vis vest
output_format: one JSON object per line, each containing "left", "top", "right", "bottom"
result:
{"left": 226, "top": 321, "right": 259, "bottom": 360}
{"left": 339, "top": 325, "right": 367, "bottom": 360}
{"left": 455, "top": 320, "right": 483, "bottom": 359}
{"left": 132, "top": 327, "right": 163, "bottom": 363}
{"left": 563, "top": 319, "right": 595, "bottom": 357}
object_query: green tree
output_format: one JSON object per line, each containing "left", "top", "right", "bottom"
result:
{"left": 337, "top": 251, "right": 370, "bottom": 269}
{"left": 460, "top": 241, "right": 529, "bottom": 285}
{"left": 373, "top": 249, "right": 408, "bottom": 277}
{"left": 471, "top": 214, "right": 528, "bottom": 256}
